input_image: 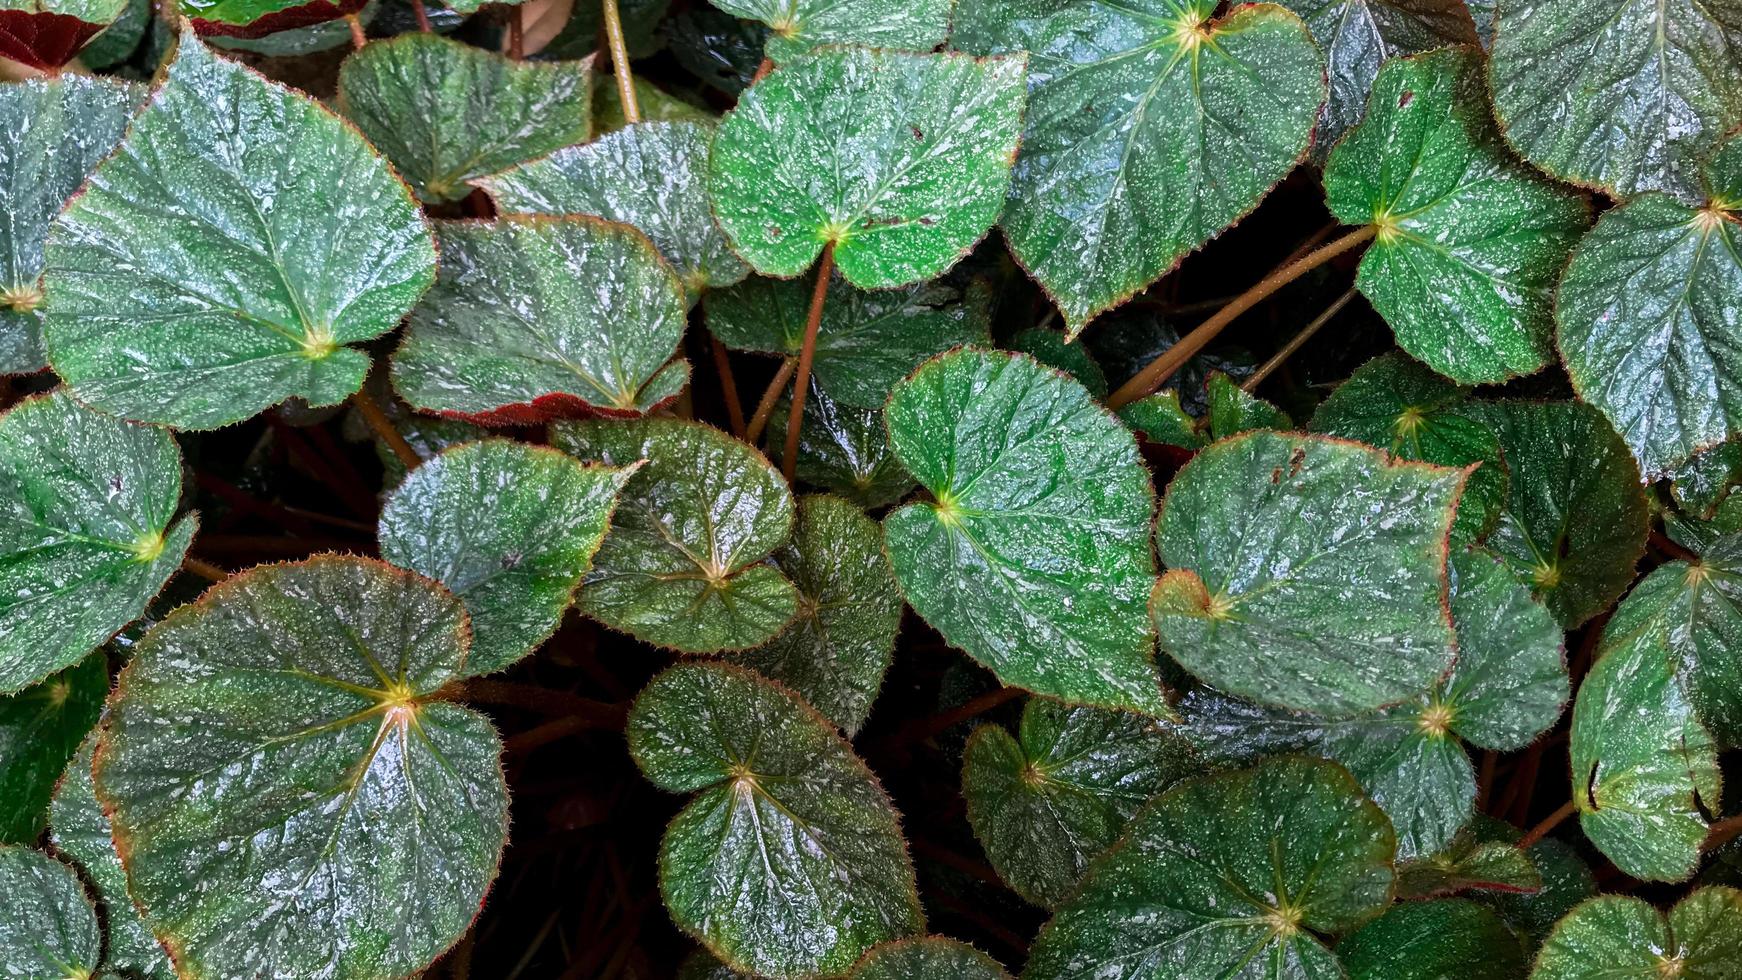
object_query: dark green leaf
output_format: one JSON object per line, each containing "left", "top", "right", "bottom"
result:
{"left": 1671, "top": 439, "right": 1742, "bottom": 521}
{"left": 709, "top": 47, "right": 1027, "bottom": 289}
{"left": 1531, "top": 888, "right": 1742, "bottom": 979}
{"left": 1486, "top": 838, "right": 1596, "bottom": 946}
{"left": 663, "top": 8, "right": 768, "bottom": 95}
{"left": 627, "top": 662, "right": 923, "bottom": 978}
{"left": 42, "top": 32, "right": 437, "bottom": 430}
{"left": 765, "top": 383, "right": 916, "bottom": 509}
{"left": 1338, "top": 899, "right": 1525, "bottom": 980}
{"left": 1118, "top": 389, "right": 1205, "bottom": 450}
{"left": 592, "top": 75, "right": 713, "bottom": 134}
{"left": 713, "top": 0, "right": 951, "bottom": 62}
{"left": 0, "top": 651, "right": 104, "bottom": 845}
{"left": 1008, "top": 328, "right": 1109, "bottom": 399}
{"left": 79, "top": 0, "right": 149, "bottom": 68}
{"left": 849, "top": 937, "right": 1011, "bottom": 980}
{"left": 536, "top": 0, "right": 670, "bottom": 56}
{"left": 883, "top": 349, "right": 1165, "bottom": 715}
{"left": 1397, "top": 819, "right": 1542, "bottom": 900}
{"left": 1438, "top": 548, "right": 1567, "bottom": 751}
{"left": 0, "top": 846, "right": 100, "bottom": 979}
{"left": 1204, "top": 372, "right": 1290, "bottom": 438}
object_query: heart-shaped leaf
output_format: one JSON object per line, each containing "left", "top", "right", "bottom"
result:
{"left": 0, "top": 846, "right": 100, "bottom": 978}
{"left": 1531, "top": 888, "right": 1742, "bottom": 979}
{"left": 710, "top": 0, "right": 952, "bottom": 62}
{"left": 883, "top": 349, "right": 1165, "bottom": 715}
{"left": 0, "top": 76, "right": 139, "bottom": 375}
{"left": 379, "top": 440, "right": 634, "bottom": 677}
{"left": 1324, "top": 47, "right": 1590, "bottom": 383}
{"left": 392, "top": 216, "right": 688, "bottom": 425}
{"left": 337, "top": 33, "right": 592, "bottom": 204}
{"left": 962, "top": 698, "right": 1200, "bottom": 907}
{"left": 0, "top": 0, "right": 127, "bottom": 68}
{"left": 0, "top": 391, "right": 194, "bottom": 694}
{"left": 765, "top": 383, "right": 915, "bottom": 509}
{"left": 849, "top": 937, "right": 1011, "bottom": 980}
{"left": 0, "top": 651, "right": 104, "bottom": 845}
{"left": 1488, "top": 0, "right": 1742, "bottom": 201}
{"left": 93, "top": 556, "right": 510, "bottom": 979}
{"left": 1338, "top": 899, "right": 1526, "bottom": 980}
{"left": 1312, "top": 352, "right": 1507, "bottom": 545}
{"left": 709, "top": 47, "right": 1027, "bottom": 289}
{"left": 728, "top": 495, "right": 902, "bottom": 735}
{"left": 627, "top": 662, "right": 923, "bottom": 978}
{"left": 1464, "top": 400, "right": 1648, "bottom": 628}
{"left": 1278, "top": 0, "right": 1478, "bottom": 160}
{"left": 1396, "top": 818, "right": 1542, "bottom": 899}
{"left": 1153, "top": 431, "right": 1462, "bottom": 715}
{"left": 1556, "top": 134, "right": 1742, "bottom": 478}
{"left": 708, "top": 274, "right": 991, "bottom": 410}
{"left": 953, "top": 0, "right": 1325, "bottom": 332}
{"left": 482, "top": 120, "right": 749, "bottom": 297}
{"left": 1024, "top": 756, "right": 1397, "bottom": 980}
{"left": 50, "top": 734, "right": 174, "bottom": 980}
{"left": 42, "top": 33, "right": 436, "bottom": 431}
{"left": 551, "top": 417, "right": 799, "bottom": 653}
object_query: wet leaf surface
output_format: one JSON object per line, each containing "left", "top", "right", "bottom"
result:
{"left": 1338, "top": 899, "right": 1525, "bottom": 980}
{"left": 0, "top": 845, "right": 100, "bottom": 979}
{"left": 848, "top": 936, "right": 1010, "bottom": 979}
{"left": 0, "top": 651, "right": 104, "bottom": 845}
{"left": 765, "top": 384, "right": 916, "bottom": 509}
{"left": 1531, "top": 887, "right": 1742, "bottom": 979}
{"left": 712, "top": 0, "right": 951, "bottom": 62}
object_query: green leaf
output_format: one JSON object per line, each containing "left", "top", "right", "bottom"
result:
{"left": 1324, "top": 47, "right": 1590, "bottom": 384}
{"left": 0, "top": 391, "right": 194, "bottom": 694}
{"left": 765, "top": 383, "right": 916, "bottom": 508}
{"left": 1008, "top": 328, "right": 1110, "bottom": 399}
{"left": 848, "top": 937, "right": 1011, "bottom": 980}
{"left": 0, "top": 846, "right": 100, "bottom": 979}
{"left": 962, "top": 698, "right": 1200, "bottom": 907}
{"left": 1486, "top": 838, "right": 1596, "bottom": 946}
{"left": 1397, "top": 819, "right": 1542, "bottom": 900}
{"left": 1438, "top": 548, "right": 1568, "bottom": 751}
{"left": 482, "top": 120, "right": 749, "bottom": 297}
{"left": 1531, "top": 888, "right": 1742, "bottom": 979}
{"left": 78, "top": 0, "right": 148, "bottom": 68}
{"left": 712, "top": 0, "right": 952, "bottom": 62}
{"left": 93, "top": 556, "right": 509, "bottom": 980}
{"left": 728, "top": 495, "right": 902, "bottom": 735}
{"left": 0, "top": 76, "right": 139, "bottom": 376}
{"left": 709, "top": 47, "right": 1027, "bottom": 289}
{"left": 883, "top": 349, "right": 1165, "bottom": 715}
{"left": 1556, "top": 137, "right": 1742, "bottom": 478}
{"left": 0, "top": 651, "right": 104, "bottom": 845}
{"left": 627, "top": 662, "right": 923, "bottom": 978}
{"left": 1465, "top": 400, "right": 1649, "bottom": 628}
{"left": 337, "top": 34, "right": 591, "bottom": 204}
{"left": 665, "top": 8, "right": 768, "bottom": 95}
{"left": 1311, "top": 352, "right": 1507, "bottom": 545}
{"left": 1152, "top": 431, "right": 1462, "bottom": 715}
{"left": 592, "top": 76, "right": 714, "bottom": 135}
{"left": 379, "top": 440, "right": 633, "bottom": 677}
{"left": 50, "top": 734, "right": 174, "bottom": 980}
{"left": 42, "top": 32, "right": 436, "bottom": 431}
{"left": 1489, "top": 0, "right": 1742, "bottom": 202}
{"left": 1276, "top": 0, "right": 1477, "bottom": 161}
{"left": 177, "top": 0, "right": 361, "bottom": 35}
{"left": 1118, "top": 389, "right": 1205, "bottom": 450}
{"left": 392, "top": 215, "right": 688, "bottom": 424}
{"left": 1024, "top": 756, "right": 1396, "bottom": 980}
{"left": 1338, "top": 899, "right": 1525, "bottom": 980}
{"left": 1671, "top": 439, "right": 1742, "bottom": 521}
{"left": 1204, "top": 371, "right": 1290, "bottom": 437}
{"left": 551, "top": 417, "right": 799, "bottom": 653}
{"left": 1570, "top": 584, "right": 1722, "bottom": 882}
{"left": 708, "top": 273, "right": 989, "bottom": 410}
{"left": 953, "top": 0, "right": 1325, "bottom": 332}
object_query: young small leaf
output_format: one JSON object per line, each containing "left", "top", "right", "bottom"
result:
{"left": 392, "top": 216, "right": 687, "bottom": 424}
{"left": 1024, "top": 756, "right": 1397, "bottom": 980}
{"left": 1153, "top": 431, "right": 1462, "bottom": 715}
{"left": 953, "top": 0, "right": 1325, "bottom": 332}
{"left": 93, "top": 557, "right": 509, "bottom": 980}
{"left": 1486, "top": 838, "right": 1596, "bottom": 945}
{"left": 848, "top": 937, "right": 1010, "bottom": 980}
{"left": 709, "top": 47, "right": 1027, "bottom": 289}
{"left": 0, "top": 392, "right": 194, "bottom": 694}
{"left": 0, "top": 76, "right": 139, "bottom": 375}
{"left": 1531, "top": 888, "right": 1742, "bottom": 979}
{"left": 338, "top": 34, "right": 592, "bottom": 204}
{"left": 962, "top": 698, "right": 1200, "bottom": 907}
{"left": 1397, "top": 819, "right": 1543, "bottom": 900}
{"left": 728, "top": 495, "right": 902, "bottom": 735}
{"left": 765, "top": 384, "right": 916, "bottom": 509}
{"left": 0, "top": 651, "right": 104, "bottom": 845}
{"left": 711, "top": 0, "right": 951, "bottom": 62}
{"left": 883, "top": 349, "right": 1165, "bottom": 715}
{"left": 379, "top": 440, "right": 633, "bottom": 677}
{"left": 627, "top": 663, "right": 923, "bottom": 978}
{"left": 1119, "top": 389, "right": 1206, "bottom": 451}
{"left": 1324, "top": 47, "right": 1590, "bottom": 384}
{"left": 551, "top": 417, "right": 799, "bottom": 653}
{"left": 0, "top": 846, "right": 101, "bottom": 978}
{"left": 1204, "top": 371, "right": 1291, "bottom": 437}
{"left": 1338, "top": 899, "right": 1526, "bottom": 980}
{"left": 42, "top": 32, "right": 437, "bottom": 430}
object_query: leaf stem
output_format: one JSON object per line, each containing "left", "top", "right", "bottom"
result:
{"left": 1650, "top": 529, "right": 1698, "bottom": 563}
{"left": 875, "top": 685, "right": 1025, "bottom": 756}
{"left": 744, "top": 357, "right": 796, "bottom": 444}
{"left": 1705, "top": 813, "right": 1742, "bottom": 852}
{"left": 782, "top": 245, "right": 835, "bottom": 484}
{"left": 1107, "top": 225, "right": 1377, "bottom": 409}
{"left": 446, "top": 678, "right": 625, "bottom": 720}
{"left": 410, "top": 0, "right": 431, "bottom": 32}
{"left": 504, "top": 710, "right": 630, "bottom": 753}
{"left": 181, "top": 556, "right": 229, "bottom": 583}
{"left": 1242, "top": 287, "right": 1358, "bottom": 394}
{"left": 602, "top": 0, "right": 639, "bottom": 123}
{"left": 1517, "top": 799, "right": 1577, "bottom": 849}
{"left": 507, "top": 5, "right": 525, "bottom": 60}
{"left": 351, "top": 390, "right": 421, "bottom": 472}
{"left": 345, "top": 13, "right": 366, "bottom": 50}
{"left": 711, "top": 335, "right": 747, "bottom": 438}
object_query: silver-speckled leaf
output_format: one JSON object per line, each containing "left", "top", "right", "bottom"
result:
{"left": 0, "top": 846, "right": 101, "bottom": 979}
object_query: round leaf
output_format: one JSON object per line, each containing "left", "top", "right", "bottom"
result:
{"left": 0, "top": 651, "right": 104, "bottom": 845}
{"left": 1339, "top": 899, "right": 1526, "bottom": 980}
{"left": 627, "top": 662, "right": 923, "bottom": 978}
{"left": 379, "top": 440, "right": 634, "bottom": 677}
{"left": 0, "top": 846, "right": 100, "bottom": 979}
{"left": 849, "top": 937, "right": 1010, "bottom": 980}
{"left": 552, "top": 417, "right": 799, "bottom": 653}
{"left": 709, "top": 47, "right": 1027, "bottom": 289}
{"left": 392, "top": 215, "right": 688, "bottom": 425}
{"left": 712, "top": 0, "right": 951, "bottom": 62}
{"left": 93, "top": 556, "right": 510, "bottom": 979}
{"left": 1153, "top": 431, "right": 1462, "bottom": 715}
{"left": 953, "top": 0, "right": 1325, "bottom": 332}
{"left": 42, "top": 32, "right": 437, "bottom": 430}
{"left": 0, "top": 391, "right": 193, "bottom": 694}
{"left": 1531, "top": 888, "right": 1742, "bottom": 979}
{"left": 883, "top": 349, "right": 1165, "bottom": 715}
{"left": 1024, "top": 756, "right": 1397, "bottom": 980}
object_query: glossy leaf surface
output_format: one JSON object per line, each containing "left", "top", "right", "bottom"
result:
{"left": 883, "top": 349, "right": 1164, "bottom": 715}
{"left": 1531, "top": 888, "right": 1742, "bottom": 979}
{"left": 712, "top": 0, "right": 951, "bottom": 61}
{"left": 0, "top": 651, "right": 104, "bottom": 844}
{"left": 1488, "top": 838, "right": 1597, "bottom": 944}
{"left": 1338, "top": 899, "right": 1525, "bottom": 980}
{"left": 765, "top": 385, "right": 915, "bottom": 509}
{"left": 1396, "top": 820, "right": 1542, "bottom": 899}
{"left": 0, "top": 846, "right": 99, "bottom": 979}
{"left": 849, "top": 937, "right": 1010, "bottom": 980}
